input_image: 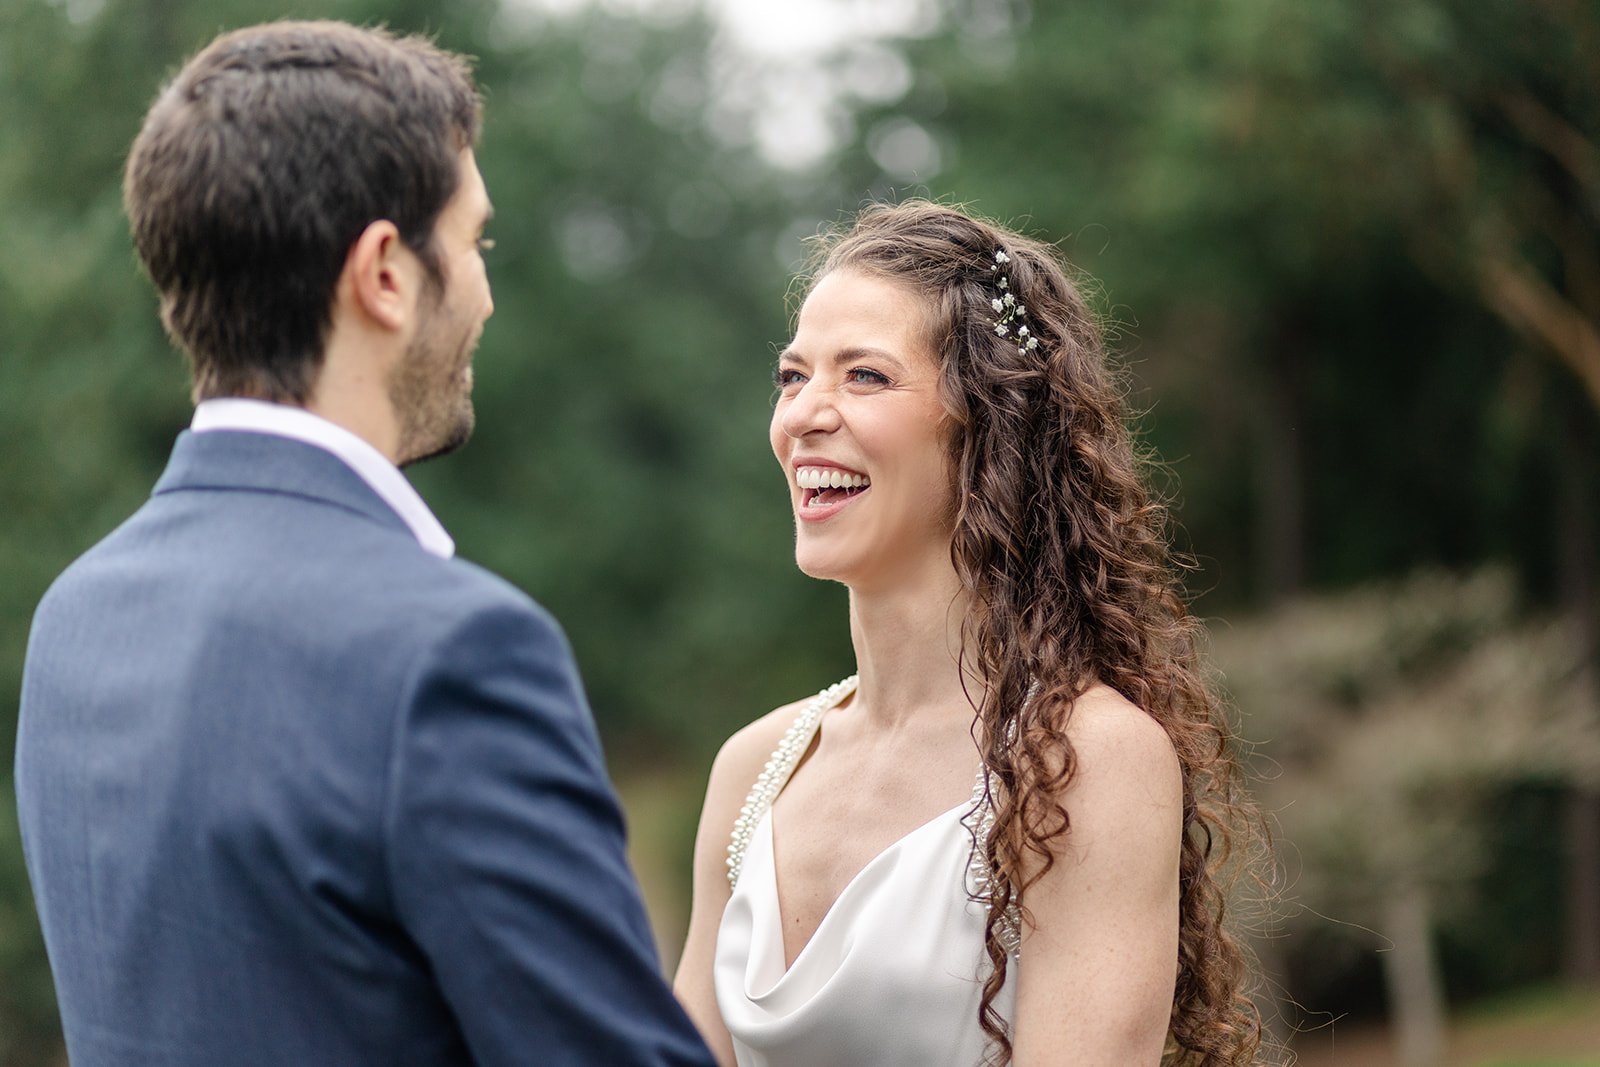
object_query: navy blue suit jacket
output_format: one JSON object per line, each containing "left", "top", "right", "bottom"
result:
{"left": 15, "top": 429, "right": 714, "bottom": 1067}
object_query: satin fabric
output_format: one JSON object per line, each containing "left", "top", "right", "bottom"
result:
{"left": 714, "top": 785, "right": 1016, "bottom": 1066}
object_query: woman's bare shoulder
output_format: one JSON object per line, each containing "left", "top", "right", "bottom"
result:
{"left": 1066, "top": 682, "right": 1178, "bottom": 750}
{"left": 702, "top": 692, "right": 818, "bottom": 809}
{"left": 1018, "top": 682, "right": 1184, "bottom": 930}
{"left": 1056, "top": 683, "right": 1182, "bottom": 806}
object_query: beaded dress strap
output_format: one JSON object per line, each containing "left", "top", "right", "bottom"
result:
{"left": 962, "top": 679, "right": 1038, "bottom": 958}
{"left": 962, "top": 768, "right": 1025, "bottom": 957}
{"left": 725, "top": 675, "right": 858, "bottom": 890}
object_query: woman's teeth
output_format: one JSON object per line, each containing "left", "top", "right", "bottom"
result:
{"left": 796, "top": 466, "right": 870, "bottom": 490}
{"left": 798, "top": 466, "right": 871, "bottom": 512}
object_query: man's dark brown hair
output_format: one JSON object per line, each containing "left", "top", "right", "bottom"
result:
{"left": 124, "top": 21, "right": 482, "bottom": 402}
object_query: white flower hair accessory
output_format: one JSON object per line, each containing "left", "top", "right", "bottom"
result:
{"left": 988, "top": 249, "right": 1039, "bottom": 354}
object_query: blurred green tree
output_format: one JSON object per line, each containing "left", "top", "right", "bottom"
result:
{"left": 820, "top": 0, "right": 1598, "bottom": 603}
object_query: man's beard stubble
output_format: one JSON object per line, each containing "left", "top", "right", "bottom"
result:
{"left": 390, "top": 297, "right": 479, "bottom": 469}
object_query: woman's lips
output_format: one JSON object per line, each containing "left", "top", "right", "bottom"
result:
{"left": 798, "top": 482, "right": 870, "bottom": 522}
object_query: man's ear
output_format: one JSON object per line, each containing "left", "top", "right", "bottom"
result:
{"left": 340, "top": 219, "right": 417, "bottom": 332}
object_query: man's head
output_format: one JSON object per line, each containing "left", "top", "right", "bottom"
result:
{"left": 124, "top": 20, "right": 487, "bottom": 455}
{"left": 385, "top": 152, "right": 493, "bottom": 465}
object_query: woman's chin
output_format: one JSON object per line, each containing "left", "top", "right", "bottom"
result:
{"left": 792, "top": 546, "right": 861, "bottom": 584}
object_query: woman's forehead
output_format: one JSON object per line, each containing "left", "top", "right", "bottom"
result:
{"left": 795, "top": 270, "right": 934, "bottom": 348}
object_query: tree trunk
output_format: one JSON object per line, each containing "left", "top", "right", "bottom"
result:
{"left": 1559, "top": 401, "right": 1600, "bottom": 983}
{"left": 1381, "top": 880, "right": 1447, "bottom": 1067}
{"left": 1253, "top": 316, "right": 1307, "bottom": 602}
{"left": 1567, "top": 789, "right": 1600, "bottom": 983}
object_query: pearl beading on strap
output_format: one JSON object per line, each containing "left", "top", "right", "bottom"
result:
{"left": 962, "top": 679, "right": 1036, "bottom": 957}
{"left": 962, "top": 772, "right": 1025, "bottom": 957}
{"left": 726, "top": 675, "right": 859, "bottom": 890}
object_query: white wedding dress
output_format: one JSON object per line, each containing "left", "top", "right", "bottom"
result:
{"left": 713, "top": 677, "right": 1018, "bottom": 1067}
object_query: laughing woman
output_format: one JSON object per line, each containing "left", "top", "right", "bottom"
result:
{"left": 674, "top": 201, "right": 1267, "bottom": 1067}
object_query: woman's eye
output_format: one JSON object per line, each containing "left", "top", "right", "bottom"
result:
{"left": 847, "top": 367, "right": 890, "bottom": 386}
{"left": 774, "top": 368, "right": 806, "bottom": 388}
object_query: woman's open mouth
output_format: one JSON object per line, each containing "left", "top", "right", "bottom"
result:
{"left": 796, "top": 465, "right": 871, "bottom": 517}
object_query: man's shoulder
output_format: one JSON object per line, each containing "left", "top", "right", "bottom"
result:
{"left": 347, "top": 553, "right": 578, "bottom": 691}
{"left": 408, "top": 555, "right": 564, "bottom": 644}
{"left": 38, "top": 496, "right": 562, "bottom": 664}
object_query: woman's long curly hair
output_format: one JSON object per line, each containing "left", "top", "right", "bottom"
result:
{"left": 802, "top": 200, "right": 1268, "bottom": 1065}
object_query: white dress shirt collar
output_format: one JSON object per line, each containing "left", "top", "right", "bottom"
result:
{"left": 190, "top": 398, "right": 455, "bottom": 559}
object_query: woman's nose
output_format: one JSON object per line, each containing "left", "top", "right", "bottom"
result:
{"left": 779, "top": 379, "right": 842, "bottom": 438}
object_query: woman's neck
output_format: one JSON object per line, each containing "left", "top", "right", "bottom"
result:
{"left": 845, "top": 560, "right": 980, "bottom": 732}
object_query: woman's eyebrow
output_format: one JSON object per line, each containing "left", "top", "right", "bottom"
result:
{"left": 778, "top": 346, "right": 907, "bottom": 372}
{"left": 833, "top": 346, "right": 907, "bottom": 374}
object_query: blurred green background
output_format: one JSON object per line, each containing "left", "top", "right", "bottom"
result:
{"left": 2, "top": 0, "right": 1597, "bottom": 1063}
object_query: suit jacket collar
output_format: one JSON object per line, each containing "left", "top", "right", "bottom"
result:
{"left": 153, "top": 429, "right": 418, "bottom": 544}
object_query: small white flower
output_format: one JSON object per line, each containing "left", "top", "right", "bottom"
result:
{"left": 1003, "top": 293, "right": 1015, "bottom": 306}
{"left": 995, "top": 323, "right": 1008, "bottom": 336}
{"left": 1026, "top": 336, "right": 1039, "bottom": 350}
{"left": 994, "top": 250, "right": 1010, "bottom": 264}
{"left": 991, "top": 298, "right": 1004, "bottom": 312}
{"left": 1017, "top": 305, "right": 1026, "bottom": 315}
{"left": 1018, "top": 325, "right": 1029, "bottom": 337}
{"left": 998, "top": 278, "right": 1009, "bottom": 289}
